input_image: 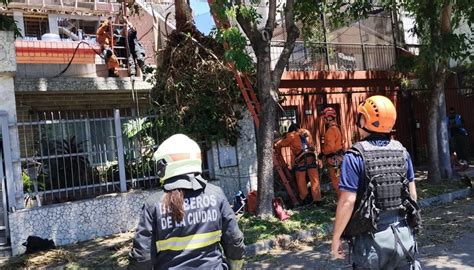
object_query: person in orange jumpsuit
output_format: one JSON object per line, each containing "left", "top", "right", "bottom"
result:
{"left": 320, "top": 107, "right": 344, "bottom": 199}
{"left": 274, "top": 123, "right": 321, "bottom": 206}
{"left": 96, "top": 17, "right": 120, "bottom": 77}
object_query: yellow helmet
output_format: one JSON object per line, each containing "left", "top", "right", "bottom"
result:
{"left": 357, "top": 95, "right": 397, "bottom": 133}
{"left": 153, "top": 134, "right": 202, "bottom": 183}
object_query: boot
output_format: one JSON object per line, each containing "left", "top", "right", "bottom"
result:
{"left": 273, "top": 198, "right": 290, "bottom": 221}
{"left": 108, "top": 69, "right": 119, "bottom": 77}
{"left": 302, "top": 195, "right": 313, "bottom": 206}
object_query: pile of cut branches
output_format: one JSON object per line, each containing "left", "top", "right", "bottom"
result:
{"left": 151, "top": 25, "right": 243, "bottom": 145}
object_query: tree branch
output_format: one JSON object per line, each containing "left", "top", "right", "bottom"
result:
{"left": 440, "top": 0, "right": 453, "bottom": 35}
{"left": 265, "top": 0, "right": 277, "bottom": 37}
{"left": 235, "top": 0, "right": 261, "bottom": 45}
{"left": 272, "top": 0, "right": 299, "bottom": 84}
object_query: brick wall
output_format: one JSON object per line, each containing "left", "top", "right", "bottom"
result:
{"left": 128, "top": 11, "right": 157, "bottom": 65}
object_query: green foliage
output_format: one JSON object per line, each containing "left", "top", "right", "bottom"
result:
{"left": 238, "top": 5, "right": 262, "bottom": 25}
{"left": 152, "top": 30, "right": 243, "bottom": 145}
{"left": 389, "top": 0, "right": 472, "bottom": 70}
{"left": 22, "top": 171, "right": 33, "bottom": 194}
{"left": 215, "top": 27, "right": 254, "bottom": 72}
{"left": 123, "top": 118, "right": 152, "bottom": 139}
{"left": 0, "top": 0, "right": 22, "bottom": 37}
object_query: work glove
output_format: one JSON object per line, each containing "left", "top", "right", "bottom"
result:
{"left": 228, "top": 259, "right": 244, "bottom": 270}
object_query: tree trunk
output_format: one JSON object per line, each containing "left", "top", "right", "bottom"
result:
{"left": 255, "top": 44, "right": 276, "bottom": 217}
{"left": 437, "top": 89, "right": 452, "bottom": 179}
{"left": 427, "top": 78, "right": 442, "bottom": 182}
{"left": 427, "top": 0, "right": 452, "bottom": 182}
{"left": 175, "top": 0, "right": 193, "bottom": 31}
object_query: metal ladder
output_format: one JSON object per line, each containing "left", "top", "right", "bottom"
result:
{"left": 109, "top": 2, "right": 132, "bottom": 76}
{"left": 207, "top": 0, "right": 300, "bottom": 207}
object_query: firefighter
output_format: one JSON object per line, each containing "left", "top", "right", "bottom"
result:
{"left": 96, "top": 17, "right": 120, "bottom": 77}
{"left": 331, "top": 96, "right": 421, "bottom": 269}
{"left": 274, "top": 123, "right": 322, "bottom": 206}
{"left": 128, "top": 134, "right": 245, "bottom": 270}
{"left": 122, "top": 16, "right": 147, "bottom": 78}
{"left": 320, "top": 107, "right": 344, "bottom": 199}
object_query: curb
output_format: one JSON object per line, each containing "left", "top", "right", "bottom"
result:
{"left": 418, "top": 187, "right": 471, "bottom": 207}
{"left": 245, "top": 187, "right": 472, "bottom": 256}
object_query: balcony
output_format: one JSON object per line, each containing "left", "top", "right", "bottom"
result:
{"left": 6, "top": 0, "right": 121, "bottom": 14}
{"left": 14, "top": 39, "right": 138, "bottom": 78}
{"left": 271, "top": 41, "right": 396, "bottom": 71}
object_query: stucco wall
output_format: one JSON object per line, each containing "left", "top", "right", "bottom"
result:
{"left": 8, "top": 189, "right": 159, "bottom": 255}
{"left": 14, "top": 77, "right": 153, "bottom": 92}
{"left": 0, "top": 31, "right": 23, "bottom": 209}
{"left": 210, "top": 109, "right": 258, "bottom": 199}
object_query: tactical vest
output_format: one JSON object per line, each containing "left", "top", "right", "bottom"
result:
{"left": 342, "top": 140, "right": 419, "bottom": 238}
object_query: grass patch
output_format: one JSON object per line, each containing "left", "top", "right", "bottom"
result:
{"left": 239, "top": 191, "right": 337, "bottom": 245}
{"left": 416, "top": 178, "right": 468, "bottom": 199}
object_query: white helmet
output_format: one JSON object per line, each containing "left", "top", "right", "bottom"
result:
{"left": 153, "top": 134, "right": 202, "bottom": 183}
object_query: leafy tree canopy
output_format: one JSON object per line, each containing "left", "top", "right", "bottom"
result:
{"left": 0, "top": 0, "right": 22, "bottom": 37}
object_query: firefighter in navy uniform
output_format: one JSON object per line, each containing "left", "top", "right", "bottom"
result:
{"left": 331, "top": 96, "right": 421, "bottom": 269}
{"left": 128, "top": 134, "right": 245, "bottom": 270}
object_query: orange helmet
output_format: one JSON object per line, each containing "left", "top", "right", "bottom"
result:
{"left": 322, "top": 107, "right": 337, "bottom": 119}
{"left": 357, "top": 95, "right": 396, "bottom": 133}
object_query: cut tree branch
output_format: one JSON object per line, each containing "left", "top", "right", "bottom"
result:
{"left": 272, "top": 0, "right": 299, "bottom": 84}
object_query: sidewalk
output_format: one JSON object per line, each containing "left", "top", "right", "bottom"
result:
{"left": 1, "top": 166, "right": 473, "bottom": 269}
{"left": 246, "top": 197, "right": 474, "bottom": 270}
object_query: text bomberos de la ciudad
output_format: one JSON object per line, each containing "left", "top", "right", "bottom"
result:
{"left": 159, "top": 194, "right": 219, "bottom": 230}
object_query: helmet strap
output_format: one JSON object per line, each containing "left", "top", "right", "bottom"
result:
{"left": 357, "top": 113, "right": 373, "bottom": 134}
{"left": 156, "top": 159, "right": 168, "bottom": 179}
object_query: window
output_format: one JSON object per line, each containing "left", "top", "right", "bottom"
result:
{"left": 23, "top": 16, "right": 49, "bottom": 40}
{"left": 277, "top": 106, "right": 298, "bottom": 135}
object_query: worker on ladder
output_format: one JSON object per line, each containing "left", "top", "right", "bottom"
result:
{"left": 122, "top": 16, "right": 147, "bottom": 78}
{"left": 274, "top": 123, "right": 322, "bottom": 206}
{"left": 319, "top": 107, "right": 345, "bottom": 199}
{"left": 96, "top": 17, "right": 120, "bottom": 77}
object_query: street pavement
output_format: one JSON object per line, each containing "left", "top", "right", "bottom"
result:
{"left": 245, "top": 197, "right": 474, "bottom": 270}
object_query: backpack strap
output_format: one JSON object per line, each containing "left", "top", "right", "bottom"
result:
{"left": 391, "top": 224, "right": 416, "bottom": 263}
{"left": 300, "top": 134, "right": 308, "bottom": 151}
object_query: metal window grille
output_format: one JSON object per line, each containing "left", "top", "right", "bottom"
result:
{"left": 18, "top": 108, "right": 215, "bottom": 205}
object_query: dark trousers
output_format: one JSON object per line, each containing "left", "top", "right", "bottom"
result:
{"left": 352, "top": 211, "right": 416, "bottom": 270}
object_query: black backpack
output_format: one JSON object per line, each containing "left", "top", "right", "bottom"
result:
{"left": 23, "top": 235, "right": 56, "bottom": 254}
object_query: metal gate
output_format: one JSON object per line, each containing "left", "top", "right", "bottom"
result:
{"left": 0, "top": 111, "right": 14, "bottom": 247}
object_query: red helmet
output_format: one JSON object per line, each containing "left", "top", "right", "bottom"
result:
{"left": 322, "top": 107, "right": 337, "bottom": 119}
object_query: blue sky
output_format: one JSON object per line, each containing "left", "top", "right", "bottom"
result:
{"left": 190, "top": 0, "right": 215, "bottom": 35}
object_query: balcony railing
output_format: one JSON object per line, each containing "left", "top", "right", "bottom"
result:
{"left": 6, "top": 0, "right": 121, "bottom": 14}
{"left": 270, "top": 41, "right": 396, "bottom": 71}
